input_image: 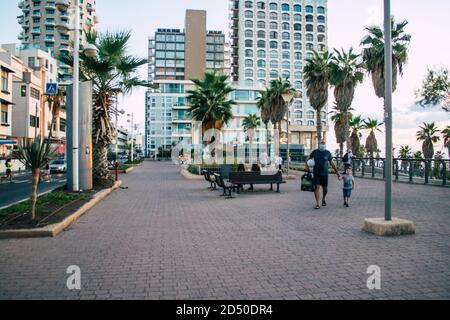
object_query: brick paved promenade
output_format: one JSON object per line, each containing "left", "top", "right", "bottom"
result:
{"left": 0, "top": 161, "right": 449, "bottom": 300}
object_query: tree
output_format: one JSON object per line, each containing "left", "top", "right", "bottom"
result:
{"left": 349, "top": 115, "right": 364, "bottom": 157}
{"left": 329, "top": 48, "right": 364, "bottom": 149}
{"left": 416, "top": 68, "right": 450, "bottom": 111}
{"left": 399, "top": 145, "right": 412, "bottom": 172}
{"left": 416, "top": 122, "right": 440, "bottom": 159}
{"left": 330, "top": 105, "right": 353, "bottom": 157}
{"left": 442, "top": 126, "right": 450, "bottom": 158}
{"left": 61, "top": 30, "right": 148, "bottom": 188}
{"left": 18, "top": 136, "right": 55, "bottom": 221}
{"left": 243, "top": 113, "right": 261, "bottom": 162}
{"left": 256, "top": 90, "right": 272, "bottom": 154}
{"left": 43, "top": 87, "right": 65, "bottom": 141}
{"left": 361, "top": 18, "right": 411, "bottom": 112}
{"left": 304, "top": 51, "right": 333, "bottom": 147}
{"left": 187, "top": 72, "right": 235, "bottom": 139}
{"left": 363, "top": 118, "right": 383, "bottom": 158}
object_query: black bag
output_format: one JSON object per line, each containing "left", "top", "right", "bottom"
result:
{"left": 343, "top": 153, "right": 349, "bottom": 163}
{"left": 301, "top": 172, "right": 315, "bottom": 192}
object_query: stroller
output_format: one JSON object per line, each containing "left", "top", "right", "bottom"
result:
{"left": 301, "top": 172, "right": 315, "bottom": 192}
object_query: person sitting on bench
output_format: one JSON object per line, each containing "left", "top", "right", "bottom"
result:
{"left": 248, "top": 163, "right": 261, "bottom": 191}
{"left": 237, "top": 163, "right": 246, "bottom": 191}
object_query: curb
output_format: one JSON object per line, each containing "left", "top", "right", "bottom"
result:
{"left": 0, "top": 180, "right": 123, "bottom": 239}
{"left": 180, "top": 168, "right": 203, "bottom": 180}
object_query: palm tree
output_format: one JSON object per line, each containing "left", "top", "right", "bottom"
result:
{"left": 304, "top": 51, "right": 333, "bottom": 147}
{"left": 399, "top": 145, "right": 412, "bottom": 173}
{"left": 442, "top": 126, "right": 450, "bottom": 158}
{"left": 330, "top": 105, "right": 353, "bottom": 157}
{"left": 187, "top": 72, "right": 235, "bottom": 140}
{"left": 329, "top": 48, "right": 364, "bottom": 149}
{"left": 415, "top": 68, "right": 450, "bottom": 110}
{"left": 257, "top": 90, "right": 272, "bottom": 154}
{"left": 61, "top": 30, "right": 148, "bottom": 188}
{"left": 243, "top": 114, "right": 261, "bottom": 162}
{"left": 416, "top": 122, "right": 440, "bottom": 159}
{"left": 267, "top": 78, "right": 294, "bottom": 131}
{"left": 18, "top": 136, "right": 56, "bottom": 221}
{"left": 361, "top": 18, "right": 411, "bottom": 113}
{"left": 363, "top": 118, "right": 383, "bottom": 158}
{"left": 349, "top": 115, "right": 364, "bottom": 157}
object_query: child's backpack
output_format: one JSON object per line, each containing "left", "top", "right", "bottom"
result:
{"left": 301, "top": 172, "right": 315, "bottom": 192}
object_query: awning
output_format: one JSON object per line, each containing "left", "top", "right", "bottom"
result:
{"left": 0, "top": 139, "right": 17, "bottom": 145}
{"left": 0, "top": 65, "right": 15, "bottom": 73}
{"left": 0, "top": 98, "right": 15, "bottom": 106}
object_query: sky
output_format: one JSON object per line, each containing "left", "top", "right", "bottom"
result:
{"left": 1, "top": 0, "right": 449, "bottom": 155}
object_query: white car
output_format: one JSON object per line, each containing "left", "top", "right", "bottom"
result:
{"left": 49, "top": 160, "right": 67, "bottom": 173}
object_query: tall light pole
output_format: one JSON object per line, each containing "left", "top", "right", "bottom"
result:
{"left": 115, "top": 96, "right": 125, "bottom": 161}
{"left": 384, "top": 0, "right": 393, "bottom": 221}
{"left": 282, "top": 90, "right": 296, "bottom": 176}
{"left": 127, "top": 113, "right": 134, "bottom": 162}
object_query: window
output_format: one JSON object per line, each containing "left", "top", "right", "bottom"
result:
{"left": 270, "top": 70, "right": 279, "bottom": 79}
{"left": 294, "top": 33, "right": 302, "bottom": 41}
{"left": 318, "top": 35, "right": 325, "bottom": 43}
{"left": 21, "top": 85, "right": 27, "bottom": 97}
{"left": 270, "top": 22, "right": 278, "bottom": 29}
{"left": 306, "top": 14, "right": 314, "bottom": 22}
{"left": 245, "top": 1, "right": 253, "bottom": 8}
{"left": 282, "top": 70, "right": 290, "bottom": 78}
{"left": 257, "top": 11, "right": 265, "bottom": 19}
{"left": 307, "top": 111, "right": 315, "bottom": 119}
{"left": 294, "top": 42, "right": 302, "bottom": 50}
{"left": 269, "top": 2, "right": 277, "bottom": 10}
{"left": 245, "top": 59, "right": 253, "bottom": 67}
{"left": 294, "top": 14, "right": 301, "bottom": 22}
{"left": 257, "top": 30, "right": 266, "bottom": 38}
{"left": 306, "top": 33, "right": 314, "bottom": 41}
{"left": 318, "top": 15, "right": 326, "bottom": 24}
{"left": 318, "top": 25, "right": 326, "bottom": 33}
{"left": 1, "top": 69, "right": 9, "bottom": 92}
{"left": 306, "top": 5, "right": 314, "bottom": 13}
{"left": 282, "top": 23, "right": 290, "bottom": 30}
{"left": 60, "top": 118, "right": 66, "bottom": 132}
{"left": 245, "top": 20, "right": 253, "bottom": 28}
{"left": 30, "top": 87, "right": 40, "bottom": 100}
{"left": 282, "top": 32, "right": 290, "bottom": 40}
{"left": 306, "top": 24, "right": 314, "bottom": 32}
{"left": 270, "top": 60, "right": 278, "bottom": 68}
{"left": 269, "top": 41, "right": 278, "bottom": 49}
{"left": 245, "top": 10, "right": 253, "bottom": 18}
{"left": 319, "top": 44, "right": 326, "bottom": 52}
{"left": 1, "top": 110, "right": 8, "bottom": 124}
{"left": 270, "top": 12, "right": 277, "bottom": 20}
{"left": 257, "top": 60, "right": 266, "bottom": 68}
{"left": 294, "top": 81, "right": 302, "bottom": 89}
{"left": 306, "top": 43, "right": 314, "bottom": 51}
{"left": 257, "top": 1, "right": 265, "bottom": 9}
{"left": 257, "top": 50, "right": 266, "bottom": 58}
{"left": 282, "top": 13, "right": 290, "bottom": 21}
{"left": 245, "top": 69, "right": 254, "bottom": 77}
{"left": 257, "top": 21, "right": 266, "bottom": 28}
{"left": 282, "top": 42, "right": 290, "bottom": 50}
{"left": 294, "top": 111, "right": 303, "bottom": 119}
{"left": 294, "top": 23, "right": 301, "bottom": 31}
{"left": 270, "top": 31, "right": 278, "bottom": 39}
{"left": 245, "top": 39, "right": 253, "bottom": 47}
{"left": 30, "top": 115, "right": 40, "bottom": 128}
{"left": 294, "top": 4, "right": 301, "bottom": 12}
{"left": 245, "top": 29, "right": 253, "bottom": 38}
{"left": 257, "top": 69, "right": 266, "bottom": 78}
{"left": 318, "top": 6, "right": 326, "bottom": 14}
{"left": 270, "top": 50, "right": 278, "bottom": 59}
{"left": 282, "top": 60, "right": 290, "bottom": 69}
{"left": 281, "top": 3, "right": 290, "bottom": 11}
{"left": 282, "top": 51, "right": 290, "bottom": 59}
{"left": 294, "top": 61, "right": 302, "bottom": 69}
{"left": 257, "top": 40, "right": 266, "bottom": 48}
{"left": 307, "top": 120, "right": 314, "bottom": 126}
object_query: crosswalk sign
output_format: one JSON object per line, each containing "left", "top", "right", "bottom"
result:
{"left": 46, "top": 83, "right": 58, "bottom": 95}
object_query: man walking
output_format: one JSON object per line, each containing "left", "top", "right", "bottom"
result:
{"left": 307, "top": 140, "right": 340, "bottom": 210}
{"left": 342, "top": 149, "right": 354, "bottom": 170}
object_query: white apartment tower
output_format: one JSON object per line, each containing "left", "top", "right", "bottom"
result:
{"left": 230, "top": 0, "right": 328, "bottom": 149}
{"left": 17, "top": 0, "right": 98, "bottom": 81}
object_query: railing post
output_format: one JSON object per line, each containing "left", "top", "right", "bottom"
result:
{"left": 383, "top": 159, "right": 386, "bottom": 179}
{"left": 425, "top": 161, "right": 429, "bottom": 184}
{"left": 442, "top": 161, "right": 447, "bottom": 186}
{"left": 409, "top": 160, "right": 413, "bottom": 183}
{"left": 371, "top": 159, "right": 375, "bottom": 178}
{"left": 395, "top": 160, "right": 399, "bottom": 181}
{"left": 362, "top": 159, "right": 365, "bottom": 177}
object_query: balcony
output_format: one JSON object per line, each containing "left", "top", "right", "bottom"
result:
{"left": 31, "top": 27, "right": 41, "bottom": 35}
{"left": 55, "top": 0, "right": 70, "bottom": 12}
{"left": 45, "top": 19, "right": 56, "bottom": 27}
{"left": 45, "top": 2, "right": 56, "bottom": 10}
{"left": 31, "top": 12, "right": 41, "bottom": 18}
{"left": 86, "top": 4, "right": 94, "bottom": 13}
{"left": 60, "top": 12, "right": 69, "bottom": 20}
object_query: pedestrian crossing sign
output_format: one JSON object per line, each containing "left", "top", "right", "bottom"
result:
{"left": 46, "top": 83, "right": 58, "bottom": 95}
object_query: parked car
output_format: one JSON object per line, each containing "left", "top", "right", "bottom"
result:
{"left": 49, "top": 159, "right": 67, "bottom": 173}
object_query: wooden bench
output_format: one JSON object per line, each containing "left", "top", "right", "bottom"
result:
{"left": 214, "top": 173, "right": 240, "bottom": 199}
{"left": 229, "top": 171, "right": 286, "bottom": 193}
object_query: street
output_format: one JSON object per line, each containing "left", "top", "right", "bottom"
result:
{"left": 0, "top": 172, "right": 67, "bottom": 209}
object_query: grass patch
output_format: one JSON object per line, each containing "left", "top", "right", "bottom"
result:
{"left": 0, "top": 191, "right": 93, "bottom": 230}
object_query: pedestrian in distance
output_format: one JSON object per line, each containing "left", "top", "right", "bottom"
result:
{"left": 5, "top": 158, "right": 13, "bottom": 183}
{"left": 339, "top": 165, "right": 355, "bottom": 207}
{"left": 306, "top": 140, "right": 340, "bottom": 210}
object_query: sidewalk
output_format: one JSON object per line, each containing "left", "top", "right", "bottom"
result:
{"left": 0, "top": 161, "right": 449, "bottom": 300}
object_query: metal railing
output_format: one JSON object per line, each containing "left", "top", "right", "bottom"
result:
{"left": 291, "top": 157, "right": 449, "bottom": 187}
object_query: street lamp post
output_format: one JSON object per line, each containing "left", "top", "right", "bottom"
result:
{"left": 115, "top": 98, "right": 125, "bottom": 162}
{"left": 384, "top": 0, "right": 393, "bottom": 221}
{"left": 127, "top": 113, "right": 134, "bottom": 162}
{"left": 282, "top": 91, "right": 296, "bottom": 176}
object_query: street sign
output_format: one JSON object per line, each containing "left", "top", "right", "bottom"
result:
{"left": 46, "top": 83, "right": 58, "bottom": 95}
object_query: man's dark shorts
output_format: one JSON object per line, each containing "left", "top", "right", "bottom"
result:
{"left": 313, "top": 174, "right": 328, "bottom": 187}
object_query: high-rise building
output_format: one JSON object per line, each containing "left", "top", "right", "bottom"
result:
{"left": 146, "top": 10, "right": 228, "bottom": 157}
{"left": 17, "top": 0, "right": 97, "bottom": 81}
{"left": 229, "top": 0, "right": 328, "bottom": 151}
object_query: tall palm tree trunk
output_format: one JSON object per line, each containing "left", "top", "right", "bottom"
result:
{"left": 344, "top": 111, "right": 351, "bottom": 151}
{"left": 30, "top": 168, "right": 40, "bottom": 221}
{"left": 316, "top": 110, "right": 323, "bottom": 147}
{"left": 93, "top": 142, "right": 115, "bottom": 188}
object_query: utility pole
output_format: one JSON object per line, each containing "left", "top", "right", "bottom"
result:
{"left": 384, "top": 0, "right": 393, "bottom": 221}
{"left": 72, "top": 0, "right": 80, "bottom": 191}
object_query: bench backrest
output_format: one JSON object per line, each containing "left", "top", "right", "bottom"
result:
{"left": 213, "top": 173, "right": 225, "bottom": 188}
{"left": 229, "top": 171, "right": 282, "bottom": 183}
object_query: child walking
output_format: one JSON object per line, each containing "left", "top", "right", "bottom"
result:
{"left": 340, "top": 166, "right": 355, "bottom": 207}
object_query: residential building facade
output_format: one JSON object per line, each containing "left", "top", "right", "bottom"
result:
{"left": 146, "top": 10, "right": 227, "bottom": 157}
{"left": 17, "top": 0, "right": 97, "bottom": 81}
{"left": 0, "top": 58, "right": 15, "bottom": 157}
{"left": 229, "top": 0, "right": 329, "bottom": 152}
